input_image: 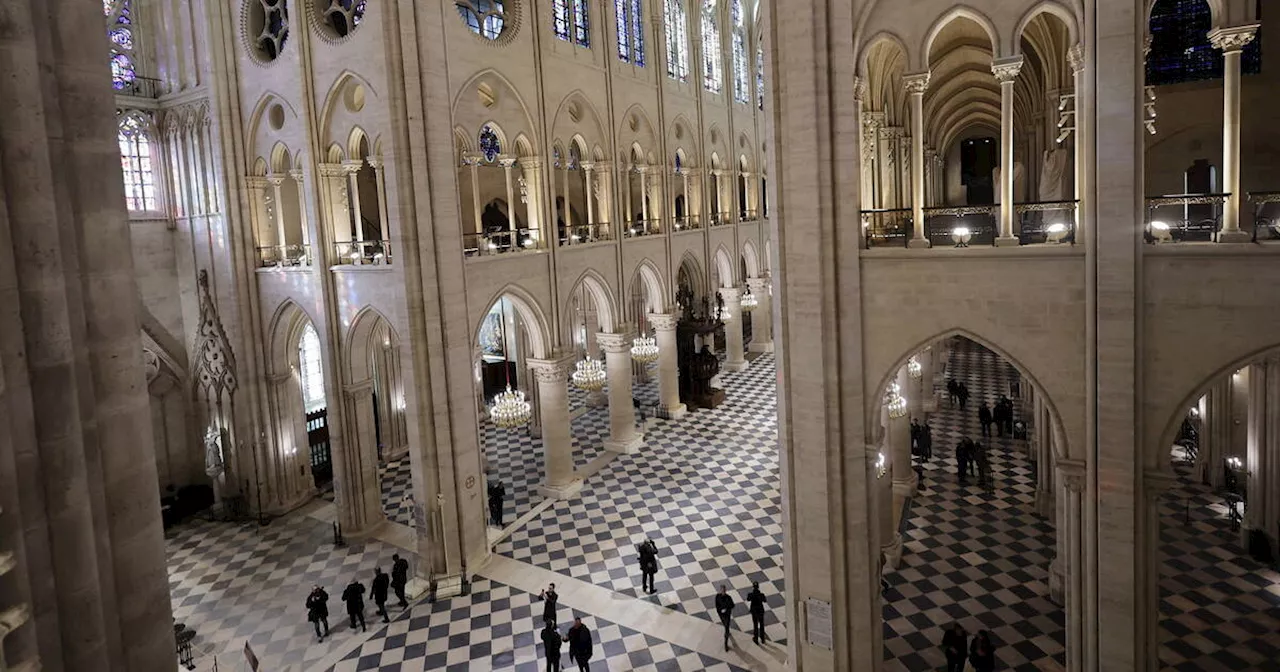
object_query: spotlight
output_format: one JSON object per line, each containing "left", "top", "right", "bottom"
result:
{"left": 1056, "top": 128, "right": 1072, "bottom": 144}
{"left": 522, "top": 237, "right": 534, "bottom": 247}
{"left": 1046, "top": 222, "right": 1069, "bottom": 244}
{"left": 1150, "top": 220, "right": 1172, "bottom": 243}
{"left": 951, "top": 225, "right": 972, "bottom": 247}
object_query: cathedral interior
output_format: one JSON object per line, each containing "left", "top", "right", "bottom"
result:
{"left": 1, "top": 0, "right": 1280, "bottom": 670}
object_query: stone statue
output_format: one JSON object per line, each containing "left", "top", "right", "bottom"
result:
{"left": 1038, "top": 149, "right": 1070, "bottom": 202}
{"left": 204, "top": 426, "right": 224, "bottom": 478}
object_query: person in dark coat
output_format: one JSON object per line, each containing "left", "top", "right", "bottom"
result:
{"left": 715, "top": 584, "right": 736, "bottom": 650}
{"left": 341, "top": 579, "right": 367, "bottom": 632}
{"left": 997, "top": 395, "right": 1014, "bottom": 435}
{"left": 955, "top": 439, "right": 970, "bottom": 483}
{"left": 745, "top": 582, "right": 767, "bottom": 644}
{"left": 370, "top": 567, "right": 391, "bottom": 623}
{"left": 921, "top": 424, "right": 933, "bottom": 462}
{"left": 391, "top": 553, "right": 409, "bottom": 607}
{"left": 541, "top": 619, "right": 563, "bottom": 672}
{"left": 540, "top": 583, "right": 559, "bottom": 625}
{"left": 969, "top": 629, "right": 997, "bottom": 672}
{"left": 942, "top": 623, "right": 968, "bottom": 672}
{"left": 636, "top": 538, "right": 659, "bottom": 594}
{"left": 946, "top": 378, "right": 959, "bottom": 407}
{"left": 993, "top": 397, "right": 1009, "bottom": 437}
{"left": 488, "top": 480, "right": 507, "bottom": 527}
{"left": 978, "top": 402, "right": 993, "bottom": 437}
{"left": 564, "top": 617, "right": 593, "bottom": 671}
{"left": 958, "top": 383, "right": 970, "bottom": 410}
{"left": 910, "top": 419, "right": 923, "bottom": 457}
{"left": 306, "top": 585, "right": 330, "bottom": 641}
{"left": 975, "top": 441, "right": 991, "bottom": 489}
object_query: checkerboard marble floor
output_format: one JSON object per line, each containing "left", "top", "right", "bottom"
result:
{"left": 882, "top": 337, "right": 1065, "bottom": 671}
{"left": 498, "top": 354, "right": 787, "bottom": 645}
{"left": 1157, "top": 450, "right": 1280, "bottom": 671}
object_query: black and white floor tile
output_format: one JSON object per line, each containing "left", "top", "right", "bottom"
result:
{"left": 498, "top": 355, "right": 788, "bottom": 645}
{"left": 882, "top": 337, "right": 1065, "bottom": 671}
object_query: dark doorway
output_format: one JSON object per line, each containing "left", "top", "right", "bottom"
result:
{"left": 961, "top": 137, "right": 996, "bottom": 205}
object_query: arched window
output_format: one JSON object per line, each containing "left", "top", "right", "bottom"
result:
{"left": 299, "top": 323, "right": 326, "bottom": 412}
{"left": 456, "top": 0, "right": 506, "bottom": 40}
{"left": 664, "top": 0, "right": 690, "bottom": 81}
{"left": 702, "top": 0, "right": 723, "bottom": 93}
{"left": 730, "top": 0, "right": 748, "bottom": 103}
{"left": 756, "top": 44, "right": 765, "bottom": 109}
{"left": 1146, "top": 0, "right": 1262, "bottom": 85}
{"left": 104, "top": 0, "right": 137, "bottom": 91}
{"left": 118, "top": 114, "right": 158, "bottom": 212}
{"left": 554, "top": 0, "right": 591, "bottom": 47}
{"left": 479, "top": 125, "right": 502, "bottom": 162}
{"left": 616, "top": 0, "right": 646, "bottom": 65}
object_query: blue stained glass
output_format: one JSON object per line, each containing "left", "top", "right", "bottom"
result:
{"left": 479, "top": 126, "right": 501, "bottom": 162}
{"left": 616, "top": 0, "right": 630, "bottom": 61}
{"left": 111, "top": 53, "right": 135, "bottom": 90}
{"left": 675, "top": 154, "right": 682, "bottom": 171}
{"left": 632, "top": 0, "right": 645, "bottom": 65}
{"left": 573, "top": 0, "right": 590, "bottom": 46}
{"left": 553, "top": 0, "right": 571, "bottom": 40}
{"left": 110, "top": 27, "right": 133, "bottom": 50}
{"left": 1146, "top": 0, "right": 1262, "bottom": 85}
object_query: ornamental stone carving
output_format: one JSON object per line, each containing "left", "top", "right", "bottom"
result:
{"left": 529, "top": 358, "right": 575, "bottom": 384}
{"left": 903, "top": 72, "right": 931, "bottom": 95}
{"left": 595, "top": 331, "right": 635, "bottom": 354}
{"left": 648, "top": 313, "right": 678, "bottom": 331}
{"left": 192, "top": 270, "right": 238, "bottom": 398}
{"left": 1208, "top": 25, "right": 1259, "bottom": 53}
{"left": 143, "top": 348, "right": 161, "bottom": 383}
{"left": 991, "top": 55, "right": 1024, "bottom": 83}
{"left": 1067, "top": 44, "right": 1085, "bottom": 73}
{"left": 853, "top": 76, "right": 867, "bottom": 102}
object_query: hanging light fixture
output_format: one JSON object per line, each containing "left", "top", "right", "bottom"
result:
{"left": 631, "top": 307, "right": 659, "bottom": 364}
{"left": 875, "top": 451, "right": 888, "bottom": 478}
{"left": 740, "top": 286, "right": 758, "bottom": 312}
{"left": 572, "top": 357, "right": 607, "bottom": 391}
{"left": 488, "top": 299, "right": 532, "bottom": 428}
{"left": 885, "top": 381, "right": 908, "bottom": 419}
{"left": 907, "top": 356, "right": 922, "bottom": 379}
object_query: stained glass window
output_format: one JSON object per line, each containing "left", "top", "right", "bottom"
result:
{"left": 456, "top": 0, "right": 505, "bottom": 40}
{"left": 665, "top": 0, "right": 690, "bottom": 81}
{"left": 756, "top": 44, "right": 765, "bottom": 109}
{"left": 553, "top": 0, "right": 590, "bottom": 47}
{"left": 479, "top": 126, "right": 501, "bottom": 162}
{"left": 1146, "top": 0, "right": 1262, "bottom": 85}
{"left": 118, "top": 114, "right": 157, "bottom": 212}
{"left": 299, "top": 323, "right": 327, "bottom": 413}
{"left": 616, "top": 0, "right": 646, "bottom": 66}
{"left": 104, "top": 0, "right": 137, "bottom": 91}
{"left": 675, "top": 153, "right": 682, "bottom": 172}
{"left": 702, "top": 0, "right": 722, "bottom": 93}
{"left": 325, "top": 0, "right": 367, "bottom": 38}
{"left": 731, "top": 0, "right": 748, "bottom": 103}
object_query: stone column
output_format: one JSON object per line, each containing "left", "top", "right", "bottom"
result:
{"left": 521, "top": 158, "right": 544, "bottom": 240}
{"left": 878, "top": 427, "right": 902, "bottom": 567}
{"left": 721, "top": 287, "right": 748, "bottom": 371}
{"left": 1060, "top": 462, "right": 1087, "bottom": 672}
{"left": 268, "top": 175, "right": 288, "bottom": 250}
{"left": 1035, "top": 395, "right": 1056, "bottom": 518}
{"left": 918, "top": 345, "right": 936, "bottom": 414}
{"left": 529, "top": 357, "right": 583, "bottom": 499}
{"left": 862, "top": 111, "right": 884, "bottom": 209}
{"left": 1265, "top": 358, "right": 1280, "bottom": 558}
{"left": 1208, "top": 25, "right": 1259, "bottom": 242}
{"left": 245, "top": 175, "right": 270, "bottom": 263}
{"left": 339, "top": 381, "right": 386, "bottom": 535}
{"left": 904, "top": 72, "right": 931, "bottom": 248}
{"left": 1138, "top": 472, "right": 1177, "bottom": 670}
{"left": 367, "top": 157, "right": 391, "bottom": 243}
{"left": 598, "top": 332, "right": 645, "bottom": 454}
{"left": 746, "top": 277, "right": 773, "bottom": 352}
{"left": 581, "top": 161, "right": 596, "bottom": 229}
{"left": 343, "top": 159, "right": 366, "bottom": 245}
{"left": 289, "top": 168, "right": 312, "bottom": 256}
{"left": 1202, "top": 378, "right": 1232, "bottom": 488}
{"left": 992, "top": 56, "right": 1024, "bottom": 246}
{"left": 499, "top": 155, "right": 518, "bottom": 233}
{"left": 464, "top": 153, "right": 484, "bottom": 236}
{"left": 681, "top": 169, "right": 692, "bottom": 225}
{"left": 1246, "top": 361, "right": 1267, "bottom": 544}
{"left": 639, "top": 166, "right": 651, "bottom": 229}
{"left": 649, "top": 314, "right": 687, "bottom": 419}
{"left": 1068, "top": 45, "right": 1085, "bottom": 235}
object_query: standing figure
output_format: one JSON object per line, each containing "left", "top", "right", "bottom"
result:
{"left": 715, "top": 584, "right": 736, "bottom": 651}
{"left": 540, "top": 583, "right": 559, "bottom": 625}
{"left": 371, "top": 567, "right": 391, "bottom": 623}
{"left": 970, "top": 629, "right": 997, "bottom": 672}
{"left": 488, "top": 479, "right": 507, "bottom": 527}
{"left": 975, "top": 441, "right": 991, "bottom": 489}
{"left": 958, "top": 383, "right": 970, "bottom": 410}
{"left": 391, "top": 553, "right": 409, "bottom": 607}
{"left": 955, "top": 439, "right": 970, "bottom": 483}
{"left": 564, "top": 617, "right": 593, "bottom": 671}
{"left": 921, "top": 424, "right": 933, "bottom": 462}
{"left": 306, "top": 585, "right": 330, "bottom": 642}
{"left": 947, "top": 378, "right": 959, "bottom": 407}
{"left": 978, "top": 402, "right": 993, "bottom": 437}
{"left": 910, "top": 418, "right": 922, "bottom": 457}
{"left": 342, "top": 578, "right": 367, "bottom": 632}
{"left": 636, "top": 538, "right": 659, "bottom": 594}
{"left": 745, "top": 582, "right": 767, "bottom": 644}
{"left": 942, "top": 623, "right": 968, "bottom": 672}
{"left": 541, "top": 619, "right": 563, "bottom": 672}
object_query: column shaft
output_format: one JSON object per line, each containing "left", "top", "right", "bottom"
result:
{"left": 532, "top": 359, "right": 581, "bottom": 499}
{"left": 992, "top": 57, "right": 1023, "bottom": 246}
{"left": 747, "top": 278, "right": 773, "bottom": 353}
{"left": 906, "top": 78, "right": 929, "bottom": 247}
{"left": 1221, "top": 50, "right": 1243, "bottom": 239}
{"left": 721, "top": 288, "right": 748, "bottom": 371}
{"left": 599, "top": 332, "right": 644, "bottom": 454}
{"left": 650, "top": 315, "right": 686, "bottom": 419}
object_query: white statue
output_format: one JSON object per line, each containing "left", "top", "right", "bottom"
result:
{"left": 204, "top": 426, "right": 224, "bottom": 478}
{"left": 1039, "top": 149, "right": 1070, "bottom": 202}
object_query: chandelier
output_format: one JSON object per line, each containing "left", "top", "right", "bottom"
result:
{"left": 571, "top": 358, "right": 607, "bottom": 391}
{"left": 875, "top": 451, "right": 887, "bottom": 478}
{"left": 489, "top": 386, "right": 532, "bottom": 429}
{"left": 907, "top": 356, "right": 922, "bottom": 379}
{"left": 631, "top": 333, "right": 659, "bottom": 364}
{"left": 885, "top": 382, "right": 908, "bottom": 419}
{"left": 740, "top": 287, "right": 758, "bottom": 312}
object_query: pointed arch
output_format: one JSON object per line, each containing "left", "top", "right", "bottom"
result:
{"left": 245, "top": 91, "right": 302, "bottom": 169}
{"left": 676, "top": 251, "right": 706, "bottom": 299}
{"left": 318, "top": 70, "right": 382, "bottom": 151}
{"left": 451, "top": 68, "right": 539, "bottom": 151}
{"left": 564, "top": 269, "right": 620, "bottom": 334}
{"left": 713, "top": 244, "right": 736, "bottom": 288}
{"left": 630, "top": 258, "right": 668, "bottom": 315}
{"left": 267, "top": 299, "right": 320, "bottom": 377}
{"left": 1012, "top": 1, "right": 1080, "bottom": 52}
{"left": 551, "top": 90, "right": 609, "bottom": 154}
{"left": 344, "top": 306, "right": 401, "bottom": 383}
{"left": 921, "top": 5, "right": 1001, "bottom": 64}
{"left": 857, "top": 30, "right": 912, "bottom": 77}
{"left": 742, "top": 239, "right": 761, "bottom": 279}
{"left": 348, "top": 126, "right": 370, "bottom": 161}
{"left": 474, "top": 284, "right": 553, "bottom": 359}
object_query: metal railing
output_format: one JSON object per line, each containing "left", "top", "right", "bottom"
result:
{"left": 561, "top": 222, "right": 613, "bottom": 246}
{"left": 624, "top": 219, "right": 662, "bottom": 238}
{"left": 1250, "top": 191, "right": 1280, "bottom": 242}
{"left": 257, "top": 244, "right": 312, "bottom": 268}
{"left": 709, "top": 213, "right": 734, "bottom": 227}
{"left": 739, "top": 209, "right": 760, "bottom": 222}
{"left": 463, "top": 229, "right": 541, "bottom": 258}
{"left": 1016, "top": 200, "right": 1079, "bottom": 245}
{"left": 673, "top": 215, "right": 702, "bottom": 232}
{"left": 861, "top": 208, "right": 912, "bottom": 248}
{"left": 332, "top": 240, "right": 393, "bottom": 265}
{"left": 1143, "top": 193, "right": 1229, "bottom": 243}
{"left": 924, "top": 205, "right": 997, "bottom": 247}
{"left": 117, "top": 75, "right": 164, "bottom": 99}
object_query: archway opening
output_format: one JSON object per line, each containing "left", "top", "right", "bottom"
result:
{"left": 348, "top": 312, "right": 411, "bottom": 526}
{"left": 297, "top": 321, "right": 332, "bottom": 489}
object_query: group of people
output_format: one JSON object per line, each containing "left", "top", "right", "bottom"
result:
{"left": 910, "top": 418, "right": 934, "bottom": 462}
{"left": 946, "top": 378, "right": 971, "bottom": 409}
{"left": 954, "top": 437, "right": 992, "bottom": 488}
{"left": 304, "top": 553, "right": 410, "bottom": 641}
{"left": 537, "top": 584, "right": 594, "bottom": 671}
{"left": 977, "top": 395, "right": 1015, "bottom": 438}
{"left": 942, "top": 624, "right": 998, "bottom": 672}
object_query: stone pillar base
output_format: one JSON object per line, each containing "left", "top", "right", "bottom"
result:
{"left": 892, "top": 477, "right": 918, "bottom": 498}
{"left": 1219, "top": 230, "right": 1251, "bottom": 244}
{"left": 1048, "top": 556, "right": 1065, "bottom": 606}
{"left": 725, "top": 358, "right": 749, "bottom": 372}
{"left": 587, "top": 391, "right": 608, "bottom": 408}
{"left": 344, "top": 515, "right": 388, "bottom": 541}
{"left": 429, "top": 573, "right": 466, "bottom": 600}
{"left": 538, "top": 478, "right": 583, "bottom": 501}
{"left": 1036, "top": 489, "right": 1055, "bottom": 519}
{"left": 749, "top": 340, "right": 775, "bottom": 353}
{"left": 881, "top": 534, "right": 904, "bottom": 569}
{"left": 995, "top": 236, "right": 1021, "bottom": 247}
{"left": 659, "top": 403, "right": 688, "bottom": 420}
{"left": 604, "top": 434, "right": 645, "bottom": 454}
{"left": 907, "top": 238, "right": 931, "bottom": 249}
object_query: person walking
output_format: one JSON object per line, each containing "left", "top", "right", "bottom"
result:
{"left": 955, "top": 439, "right": 970, "bottom": 483}
{"left": 942, "top": 623, "right": 968, "bottom": 672}
{"left": 540, "top": 583, "right": 559, "bottom": 626}
{"left": 910, "top": 418, "right": 922, "bottom": 457}
{"left": 975, "top": 441, "right": 991, "bottom": 489}
{"left": 745, "top": 582, "right": 767, "bottom": 644}
{"left": 970, "top": 630, "right": 997, "bottom": 672}
{"left": 993, "top": 397, "right": 1009, "bottom": 437}
{"left": 488, "top": 479, "right": 506, "bottom": 527}
{"left": 306, "top": 585, "right": 330, "bottom": 642}
{"left": 391, "top": 553, "right": 409, "bottom": 607}
{"left": 636, "top": 538, "right": 659, "bottom": 594}
{"left": 958, "top": 383, "right": 970, "bottom": 410}
{"left": 947, "top": 378, "right": 959, "bottom": 407}
{"left": 541, "top": 619, "right": 563, "bottom": 672}
{"left": 371, "top": 567, "right": 391, "bottom": 623}
{"left": 342, "top": 578, "right": 367, "bottom": 632}
{"left": 978, "top": 402, "right": 993, "bottom": 437}
{"left": 921, "top": 424, "right": 933, "bottom": 462}
{"left": 564, "top": 617, "right": 593, "bottom": 671}
{"left": 715, "top": 584, "right": 736, "bottom": 651}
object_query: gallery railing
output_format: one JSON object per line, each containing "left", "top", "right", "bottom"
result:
{"left": 562, "top": 222, "right": 613, "bottom": 246}
{"left": 709, "top": 213, "right": 735, "bottom": 228}
{"left": 332, "top": 240, "right": 393, "bottom": 265}
{"left": 463, "top": 229, "right": 541, "bottom": 258}
{"left": 861, "top": 208, "right": 912, "bottom": 248}
{"left": 673, "top": 215, "right": 702, "bottom": 232}
{"left": 739, "top": 209, "right": 760, "bottom": 222}
{"left": 624, "top": 218, "right": 662, "bottom": 238}
{"left": 257, "top": 244, "right": 312, "bottom": 268}
{"left": 1143, "top": 193, "right": 1228, "bottom": 243}
{"left": 1016, "top": 200, "right": 1079, "bottom": 245}
{"left": 923, "top": 205, "right": 997, "bottom": 247}
{"left": 1249, "top": 191, "right": 1280, "bottom": 242}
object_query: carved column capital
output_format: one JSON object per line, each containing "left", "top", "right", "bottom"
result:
{"left": 596, "top": 331, "right": 636, "bottom": 354}
{"left": 245, "top": 175, "right": 270, "bottom": 190}
{"left": 648, "top": 313, "right": 678, "bottom": 332}
{"left": 1067, "top": 43, "right": 1085, "bottom": 73}
{"left": 520, "top": 157, "right": 544, "bottom": 170}
{"left": 366, "top": 156, "right": 384, "bottom": 171}
{"left": 497, "top": 154, "right": 518, "bottom": 169}
{"left": 288, "top": 168, "right": 305, "bottom": 183}
{"left": 991, "top": 55, "right": 1025, "bottom": 83}
{"left": 1208, "top": 24, "right": 1259, "bottom": 53}
{"left": 903, "top": 71, "right": 931, "bottom": 95}
{"left": 1058, "top": 458, "right": 1086, "bottom": 493}
{"left": 528, "top": 356, "right": 576, "bottom": 384}
{"left": 317, "top": 162, "right": 347, "bottom": 178}
{"left": 746, "top": 277, "right": 770, "bottom": 294}
{"left": 719, "top": 286, "right": 742, "bottom": 302}
{"left": 266, "top": 174, "right": 287, "bottom": 187}
{"left": 340, "top": 159, "right": 365, "bottom": 175}
{"left": 853, "top": 76, "right": 868, "bottom": 102}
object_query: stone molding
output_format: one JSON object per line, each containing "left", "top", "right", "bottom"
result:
{"left": 902, "top": 71, "right": 931, "bottom": 95}
{"left": 853, "top": 75, "right": 867, "bottom": 102}
{"left": 528, "top": 356, "right": 576, "bottom": 384}
{"left": 1058, "top": 458, "right": 1086, "bottom": 493}
{"left": 595, "top": 331, "right": 636, "bottom": 354}
{"left": 1067, "top": 43, "right": 1085, "bottom": 73}
{"left": 1208, "top": 24, "right": 1259, "bottom": 53}
{"left": 991, "top": 55, "right": 1025, "bottom": 83}
{"left": 648, "top": 313, "right": 678, "bottom": 331}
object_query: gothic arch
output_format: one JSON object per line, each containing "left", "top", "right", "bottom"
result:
{"left": 319, "top": 70, "right": 382, "bottom": 153}
{"left": 551, "top": 90, "right": 608, "bottom": 155}
{"left": 677, "top": 251, "right": 706, "bottom": 300}
{"left": 344, "top": 306, "right": 401, "bottom": 383}
{"left": 1012, "top": 1, "right": 1081, "bottom": 53}
{"left": 628, "top": 259, "right": 668, "bottom": 316}
{"left": 564, "top": 269, "right": 619, "bottom": 334}
{"left": 742, "top": 239, "right": 761, "bottom": 279}
{"left": 713, "top": 244, "right": 736, "bottom": 288}
{"left": 1145, "top": 0, "right": 1226, "bottom": 31}
{"left": 921, "top": 5, "right": 1002, "bottom": 64}
{"left": 452, "top": 69, "right": 539, "bottom": 152}
{"left": 473, "top": 284, "right": 553, "bottom": 359}
{"left": 246, "top": 91, "right": 302, "bottom": 170}
{"left": 267, "top": 300, "right": 320, "bottom": 376}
